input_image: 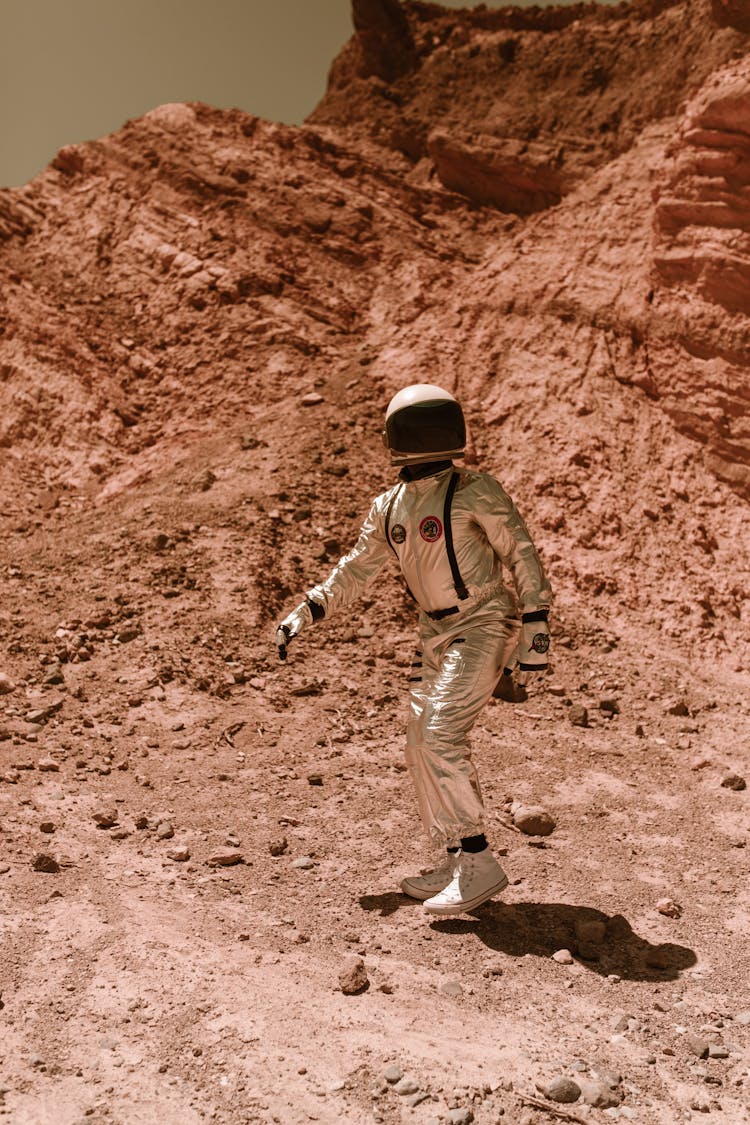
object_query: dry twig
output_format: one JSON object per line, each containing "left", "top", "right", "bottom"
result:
{"left": 518, "top": 1092, "right": 587, "bottom": 1124}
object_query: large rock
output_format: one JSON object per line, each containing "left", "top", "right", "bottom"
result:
{"left": 428, "top": 130, "right": 571, "bottom": 214}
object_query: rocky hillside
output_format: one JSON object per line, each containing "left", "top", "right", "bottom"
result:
{"left": 2, "top": 0, "right": 747, "bottom": 670}
{"left": 1, "top": 4, "right": 750, "bottom": 1124}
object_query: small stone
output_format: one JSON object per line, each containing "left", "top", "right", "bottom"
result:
{"left": 665, "top": 699, "right": 690, "bottom": 716}
{"left": 599, "top": 698, "right": 620, "bottom": 714}
{"left": 39, "top": 822, "right": 55, "bottom": 834}
{"left": 338, "top": 954, "right": 368, "bottom": 994}
{"left": 207, "top": 850, "right": 243, "bottom": 867}
{"left": 117, "top": 626, "right": 141, "bottom": 643}
{"left": 645, "top": 945, "right": 672, "bottom": 970}
{"left": 574, "top": 918, "right": 607, "bottom": 944}
{"left": 166, "top": 846, "right": 190, "bottom": 862}
{"left": 37, "top": 758, "right": 60, "bottom": 772}
{"left": 32, "top": 853, "right": 60, "bottom": 873}
{"left": 513, "top": 805, "right": 556, "bottom": 835}
{"left": 439, "top": 979, "right": 463, "bottom": 997}
{"left": 0, "top": 863, "right": 10, "bottom": 874}
{"left": 568, "top": 704, "right": 589, "bottom": 727}
{"left": 0, "top": 673, "right": 16, "bottom": 695}
{"left": 446, "top": 1109, "right": 474, "bottom": 1125}
{"left": 93, "top": 809, "right": 118, "bottom": 828}
{"left": 307, "top": 773, "right": 324, "bottom": 786}
{"left": 542, "top": 1076, "right": 581, "bottom": 1104}
{"left": 610, "top": 1010, "right": 632, "bottom": 1033}
{"left": 721, "top": 774, "right": 746, "bottom": 791}
{"left": 156, "top": 821, "right": 174, "bottom": 840}
{"left": 578, "top": 1078, "right": 621, "bottom": 1108}
{"left": 394, "top": 1076, "right": 419, "bottom": 1096}
{"left": 707, "top": 1043, "right": 729, "bottom": 1059}
{"left": 685, "top": 1033, "right": 709, "bottom": 1058}
{"left": 656, "top": 897, "right": 682, "bottom": 917}
{"left": 301, "top": 392, "right": 325, "bottom": 407}
{"left": 383, "top": 1065, "right": 403, "bottom": 1084}
{"left": 291, "top": 856, "right": 315, "bottom": 869}
{"left": 552, "top": 949, "right": 574, "bottom": 964}
{"left": 269, "top": 837, "right": 288, "bottom": 856}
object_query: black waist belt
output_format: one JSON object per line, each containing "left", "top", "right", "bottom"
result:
{"left": 426, "top": 605, "right": 459, "bottom": 621}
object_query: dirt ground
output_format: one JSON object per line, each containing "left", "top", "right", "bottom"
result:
{"left": 1, "top": 414, "right": 749, "bottom": 1125}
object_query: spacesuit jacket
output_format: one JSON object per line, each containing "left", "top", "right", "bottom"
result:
{"left": 306, "top": 464, "right": 551, "bottom": 845}
{"left": 307, "top": 465, "right": 551, "bottom": 621}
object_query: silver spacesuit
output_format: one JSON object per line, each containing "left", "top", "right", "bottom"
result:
{"left": 305, "top": 464, "right": 552, "bottom": 847}
{"left": 276, "top": 382, "right": 552, "bottom": 916}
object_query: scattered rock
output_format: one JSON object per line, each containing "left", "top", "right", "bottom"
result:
{"left": 93, "top": 809, "right": 118, "bottom": 828}
{"left": 599, "top": 698, "right": 620, "bottom": 714}
{"left": 542, "top": 1076, "right": 581, "bottom": 1103}
{"left": 574, "top": 918, "right": 607, "bottom": 944}
{"left": 513, "top": 805, "right": 556, "bottom": 836}
{"left": 578, "top": 1078, "right": 622, "bottom": 1108}
{"left": 307, "top": 773, "right": 324, "bottom": 786}
{"left": 0, "top": 863, "right": 10, "bottom": 874}
{"left": 439, "top": 979, "right": 463, "bottom": 997}
{"left": 156, "top": 821, "right": 175, "bottom": 840}
{"left": 665, "top": 699, "right": 690, "bottom": 716}
{"left": 207, "top": 850, "right": 243, "bottom": 867}
{"left": 39, "top": 821, "right": 55, "bottom": 834}
{"left": 194, "top": 469, "right": 217, "bottom": 491}
{"left": 117, "top": 626, "right": 141, "bottom": 643}
{"left": 394, "top": 1076, "right": 419, "bottom": 1096}
{"left": 269, "top": 837, "right": 288, "bottom": 856}
{"left": 32, "top": 853, "right": 60, "bottom": 873}
{"left": 37, "top": 758, "right": 60, "bottom": 772}
{"left": 685, "top": 1033, "right": 709, "bottom": 1058}
{"left": 707, "top": 1043, "right": 729, "bottom": 1059}
{"left": 338, "top": 954, "right": 369, "bottom": 995}
{"left": 721, "top": 774, "right": 746, "bottom": 791}
{"left": 383, "top": 1065, "right": 404, "bottom": 1084}
{"left": 552, "top": 949, "right": 574, "bottom": 964}
{"left": 166, "top": 846, "right": 190, "bottom": 862}
{"left": 446, "top": 1109, "right": 474, "bottom": 1125}
{"left": 0, "top": 674, "right": 15, "bottom": 695}
{"left": 656, "top": 897, "right": 682, "bottom": 917}
{"left": 301, "top": 392, "right": 325, "bottom": 407}
{"left": 568, "top": 704, "right": 589, "bottom": 727}
{"left": 291, "top": 856, "right": 315, "bottom": 869}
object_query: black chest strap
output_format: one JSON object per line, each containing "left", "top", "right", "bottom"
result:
{"left": 444, "top": 471, "right": 469, "bottom": 601}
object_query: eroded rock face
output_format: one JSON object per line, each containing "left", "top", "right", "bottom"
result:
{"left": 427, "top": 130, "right": 571, "bottom": 213}
{"left": 651, "top": 57, "right": 750, "bottom": 495}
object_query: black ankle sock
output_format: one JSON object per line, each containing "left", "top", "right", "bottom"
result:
{"left": 446, "top": 846, "right": 459, "bottom": 854}
{"left": 460, "top": 833, "right": 487, "bottom": 853}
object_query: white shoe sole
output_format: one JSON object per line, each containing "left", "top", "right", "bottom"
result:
{"left": 400, "top": 877, "right": 450, "bottom": 901}
{"left": 423, "top": 873, "right": 509, "bottom": 916}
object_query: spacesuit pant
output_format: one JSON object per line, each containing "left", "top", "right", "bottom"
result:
{"left": 405, "top": 599, "right": 518, "bottom": 848}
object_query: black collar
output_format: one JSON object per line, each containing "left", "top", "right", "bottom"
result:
{"left": 399, "top": 460, "right": 453, "bottom": 482}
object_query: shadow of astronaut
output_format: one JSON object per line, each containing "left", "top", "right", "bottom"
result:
{"left": 358, "top": 894, "right": 697, "bottom": 982}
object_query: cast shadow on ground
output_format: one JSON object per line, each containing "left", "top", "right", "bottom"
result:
{"left": 358, "top": 894, "right": 697, "bottom": 982}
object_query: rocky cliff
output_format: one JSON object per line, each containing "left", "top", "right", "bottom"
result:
{"left": 0, "top": 0, "right": 748, "bottom": 671}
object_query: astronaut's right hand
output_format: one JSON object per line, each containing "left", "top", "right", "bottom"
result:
{"left": 275, "top": 599, "right": 323, "bottom": 661}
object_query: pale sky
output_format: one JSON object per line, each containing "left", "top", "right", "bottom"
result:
{"left": 0, "top": 0, "right": 617, "bottom": 189}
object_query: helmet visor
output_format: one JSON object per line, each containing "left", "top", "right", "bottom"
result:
{"left": 385, "top": 399, "right": 466, "bottom": 456}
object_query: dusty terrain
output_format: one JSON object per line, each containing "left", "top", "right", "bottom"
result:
{"left": 0, "top": 1, "right": 749, "bottom": 1122}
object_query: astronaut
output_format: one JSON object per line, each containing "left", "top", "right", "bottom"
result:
{"left": 275, "top": 384, "right": 552, "bottom": 916}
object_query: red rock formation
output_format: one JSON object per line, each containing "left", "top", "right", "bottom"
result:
{"left": 0, "top": 0, "right": 748, "bottom": 669}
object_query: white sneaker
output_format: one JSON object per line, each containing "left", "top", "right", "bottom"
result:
{"left": 423, "top": 848, "right": 509, "bottom": 916}
{"left": 400, "top": 853, "right": 459, "bottom": 901}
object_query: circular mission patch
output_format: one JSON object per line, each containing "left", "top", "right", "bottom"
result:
{"left": 531, "top": 632, "right": 550, "bottom": 654}
{"left": 391, "top": 523, "right": 406, "bottom": 544}
{"left": 419, "top": 516, "right": 443, "bottom": 543}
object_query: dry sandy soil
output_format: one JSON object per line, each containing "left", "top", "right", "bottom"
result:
{"left": 1, "top": 1, "right": 749, "bottom": 1123}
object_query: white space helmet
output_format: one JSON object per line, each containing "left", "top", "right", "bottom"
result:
{"left": 383, "top": 383, "right": 466, "bottom": 466}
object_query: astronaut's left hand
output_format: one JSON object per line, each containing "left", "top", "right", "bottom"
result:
{"left": 516, "top": 611, "right": 551, "bottom": 688}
